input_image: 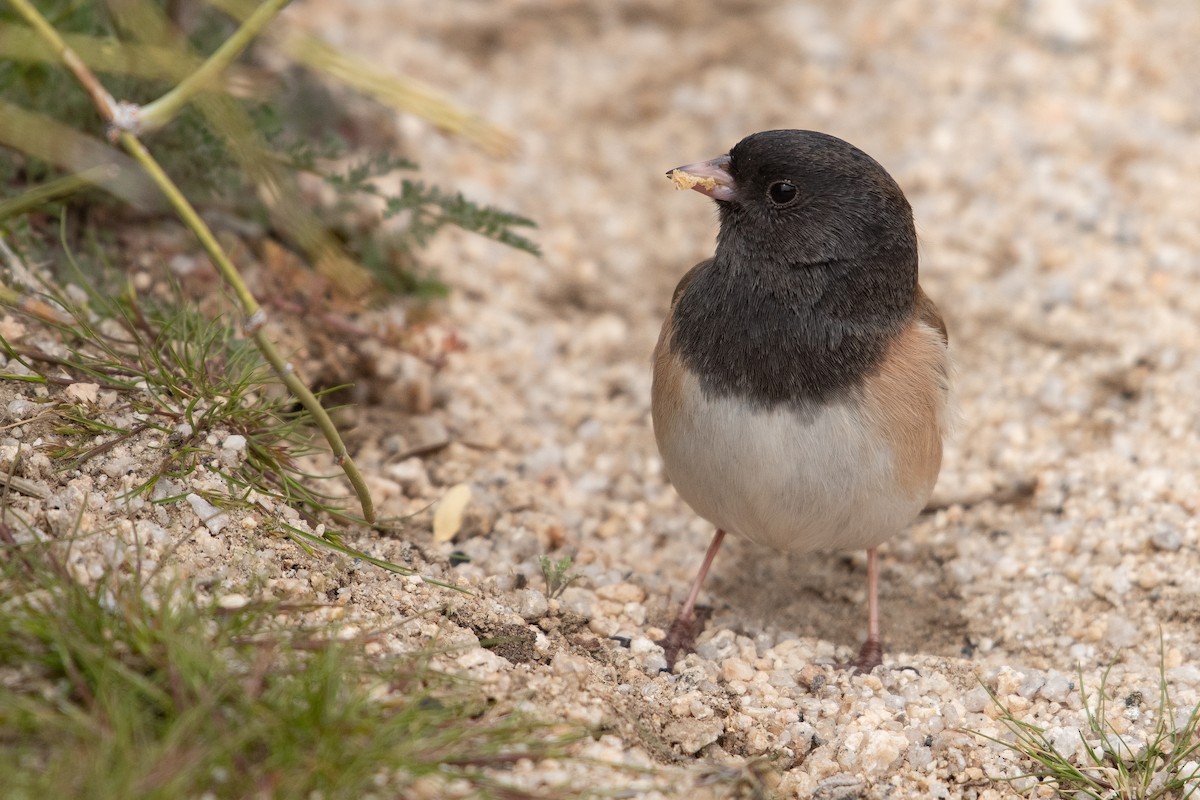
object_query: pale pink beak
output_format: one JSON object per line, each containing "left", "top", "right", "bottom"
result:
{"left": 666, "top": 154, "right": 735, "bottom": 202}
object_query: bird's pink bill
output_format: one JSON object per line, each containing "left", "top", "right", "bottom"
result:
{"left": 667, "top": 155, "right": 735, "bottom": 202}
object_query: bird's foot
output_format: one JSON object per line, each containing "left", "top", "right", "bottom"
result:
{"left": 836, "top": 638, "right": 883, "bottom": 674}
{"left": 658, "top": 606, "right": 712, "bottom": 669}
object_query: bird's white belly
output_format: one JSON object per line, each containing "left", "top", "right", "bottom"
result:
{"left": 655, "top": 372, "right": 927, "bottom": 552}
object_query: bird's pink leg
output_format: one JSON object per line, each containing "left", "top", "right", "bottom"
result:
{"left": 679, "top": 528, "right": 725, "bottom": 622}
{"left": 661, "top": 528, "right": 725, "bottom": 667}
{"left": 850, "top": 546, "right": 884, "bottom": 671}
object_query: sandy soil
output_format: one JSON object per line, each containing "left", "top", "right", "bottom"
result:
{"left": 5, "top": 0, "right": 1200, "bottom": 797}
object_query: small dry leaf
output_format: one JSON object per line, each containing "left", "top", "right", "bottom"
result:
{"left": 432, "top": 483, "right": 472, "bottom": 543}
{"left": 64, "top": 382, "right": 100, "bottom": 404}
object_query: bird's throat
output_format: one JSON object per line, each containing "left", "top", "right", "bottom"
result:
{"left": 671, "top": 256, "right": 903, "bottom": 408}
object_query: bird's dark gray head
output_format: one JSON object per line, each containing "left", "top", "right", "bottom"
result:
{"left": 718, "top": 130, "right": 916, "bottom": 274}
{"left": 666, "top": 130, "right": 921, "bottom": 405}
{"left": 672, "top": 129, "right": 917, "bottom": 279}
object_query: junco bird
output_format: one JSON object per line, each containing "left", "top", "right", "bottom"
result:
{"left": 652, "top": 129, "right": 950, "bottom": 671}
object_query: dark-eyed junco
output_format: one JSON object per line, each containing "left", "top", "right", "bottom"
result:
{"left": 652, "top": 130, "right": 950, "bottom": 671}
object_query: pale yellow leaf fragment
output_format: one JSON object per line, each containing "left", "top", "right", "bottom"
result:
{"left": 65, "top": 382, "right": 100, "bottom": 404}
{"left": 432, "top": 483, "right": 472, "bottom": 543}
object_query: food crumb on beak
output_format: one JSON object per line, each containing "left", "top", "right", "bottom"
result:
{"left": 669, "top": 169, "right": 719, "bottom": 191}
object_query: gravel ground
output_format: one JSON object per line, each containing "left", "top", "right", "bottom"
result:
{"left": 5, "top": 0, "right": 1200, "bottom": 797}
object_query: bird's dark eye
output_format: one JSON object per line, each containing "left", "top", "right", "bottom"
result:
{"left": 768, "top": 181, "right": 798, "bottom": 205}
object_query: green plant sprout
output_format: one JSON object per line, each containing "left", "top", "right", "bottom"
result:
{"left": 539, "top": 554, "right": 581, "bottom": 600}
{"left": 976, "top": 652, "right": 1200, "bottom": 799}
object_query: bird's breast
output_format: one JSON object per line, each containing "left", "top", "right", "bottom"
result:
{"left": 651, "top": 316, "right": 948, "bottom": 552}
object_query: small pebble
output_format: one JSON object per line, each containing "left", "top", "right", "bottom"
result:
{"left": 221, "top": 434, "right": 246, "bottom": 451}
{"left": 1040, "top": 673, "right": 1074, "bottom": 703}
{"left": 515, "top": 588, "right": 549, "bottom": 621}
{"left": 6, "top": 398, "right": 33, "bottom": 419}
{"left": 1150, "top": 524, "right": 1182, "bottom": 552}
{"left": 186, "top": 493, "right": 230, "bottom": 534}
{"left": 218, "top": 593, "right": 249, "bottom": 610}
{"left": 662, "top": 718, "right": 723, "bottom": 755}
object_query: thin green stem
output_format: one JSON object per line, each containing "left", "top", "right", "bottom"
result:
{"left": 116, "top": 132, "right": 261, "bottom": 315}
{"left": 0, "top": 26, "right": 229, "bottom": 86}
{"left": 6, "top": 0, "right": 119, "bottom": 123}
{"left": 251, "top": 329, "right": 375, "bottom": 522}
{"left": 0, "top": 169, "right": 112, "bottom": 223}
{"left": 139, "top": 0, "right": 291, "bottom": 132}
{"left": 118, "top": 132, "right": 374, "bottom": 522}
{"left": 5, "top": 0, "right": 375, "bottom": 522}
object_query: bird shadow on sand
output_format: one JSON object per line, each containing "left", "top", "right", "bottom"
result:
{"left": 705, "top": 534, "right": 971, "bottom": 660}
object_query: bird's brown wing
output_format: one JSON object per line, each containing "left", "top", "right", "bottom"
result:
{"left": 915, "top": 285, "right": 948, "bottom": 345}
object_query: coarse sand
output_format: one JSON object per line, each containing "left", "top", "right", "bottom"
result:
{"left": 4, "top": 1, "right": 1200, "bottom": 797}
